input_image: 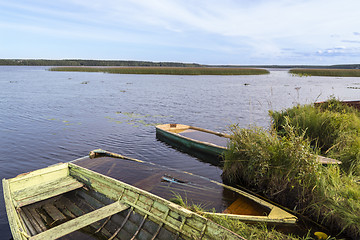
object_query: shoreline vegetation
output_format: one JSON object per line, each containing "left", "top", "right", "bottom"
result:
{"left": 2, "top": 59, "right": 360, "bottom": 76}
{"left": 49, "top": 66, "right": 270, "bottom": 75}
{"left": 290, "top": 69, "right": 360, "bottom": 77}
{"left": 0, "top": 59, "right": 360, "bottom": 70}
{"left": 223, "top": 98, "right": 360, "bottom": 240}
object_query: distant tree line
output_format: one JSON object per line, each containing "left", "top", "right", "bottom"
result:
{"left": 0, "top": 59, "right": 202, "bottom": 67}
{"left": 0, "top": 59, "right": 359, "bottom": 69}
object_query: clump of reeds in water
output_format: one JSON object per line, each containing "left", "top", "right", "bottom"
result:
{"left": 223, "top": 123, "right": 360, "bottom": 239}
{"left": 223, "top": 123, "right": 319, "bottom": 208}
{"left": 222, "top": 99, "right": 360, "bottom": 239}
{"left": 289, "top": 69, "right": 360, "bottom": 77}
{"left": 49, "top": 67, "right": 270, "bottom": 75}
{"left": 270, "top": 98, "right": 360, "bottom": 175}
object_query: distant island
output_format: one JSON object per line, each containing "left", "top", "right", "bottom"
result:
{"left": 1, "top": 59, "right": 359, "bottom": 69}
{"left": 0, "top": 59, "right": 201, "bottom": 67}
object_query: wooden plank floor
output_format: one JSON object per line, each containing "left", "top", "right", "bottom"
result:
{"left": 20, "top": 187, "right": 184, "bottom": 240}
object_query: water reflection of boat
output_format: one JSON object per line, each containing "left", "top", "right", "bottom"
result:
{"left": 155, "top": 124, "right": 230, "bottom": 159}
{"left": 3, "top": 151, "right": 247, "bottom": 240}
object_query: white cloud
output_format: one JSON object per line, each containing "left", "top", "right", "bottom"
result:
{"left": 1, "top": 0, "right": 360, "bottom": 64}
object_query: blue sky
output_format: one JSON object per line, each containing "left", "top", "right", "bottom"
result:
{"left": 1, "top": 0, "right": 360, "bottom": 65}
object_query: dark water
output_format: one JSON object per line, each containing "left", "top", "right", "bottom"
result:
{"left": 1, "top": 66, "right": 359, "bottom": 238}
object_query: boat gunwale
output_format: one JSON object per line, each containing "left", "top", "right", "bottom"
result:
{"left": 2, "top": 178, "right": 28, "bottom": 240}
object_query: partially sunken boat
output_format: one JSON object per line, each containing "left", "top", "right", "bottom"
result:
{"left": 3, "top": 152, "right": 247, "bottom": 240}
{"left": 74, "top": 150, "right": 297, "bottom": 225}
{"left": 156, "top": 124, "right": 230, "bottom": 159}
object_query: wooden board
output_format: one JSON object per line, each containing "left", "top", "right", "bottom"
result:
{"left": 13, "top": 176, "right": 84, "bottom": 208}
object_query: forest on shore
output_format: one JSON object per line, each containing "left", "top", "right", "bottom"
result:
{"left": 1, "top": 59, "right": 359, "bottom": 69}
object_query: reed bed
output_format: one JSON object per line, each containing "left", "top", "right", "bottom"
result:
{"left": 49, "top": 67, "right": 269, "bottom": 75}
{"left": 289, "top": 69, "right": 360, "bottom": 77}
{"left": 223, "top": 123, "right": 360, "bottom": 239}
{"left": 270, "top": 99, "right": 360, "bottom": 175}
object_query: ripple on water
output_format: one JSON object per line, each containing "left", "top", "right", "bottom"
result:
{"left": 1, "top": 67, "right": 360, "bottom": 237}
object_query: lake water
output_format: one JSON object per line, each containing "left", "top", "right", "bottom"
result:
{"left": 1, "top": 66, "right": 359, "bottom": 238}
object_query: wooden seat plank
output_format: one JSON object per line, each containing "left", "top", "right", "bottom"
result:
{"left": 13, "top": 176, "right": 84, "bottom": 207}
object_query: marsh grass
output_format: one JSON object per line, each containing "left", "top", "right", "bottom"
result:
{"left": 222, "top": 124, "right": 360, "bottom": 239}
{"left": 207, "top": 215, "right": 314, "bottom": 240}
{"left": 170, "top": 193, "right": 313, "bottom": 240}
{"left": 270, "top": 99, "right": 360, "bottom": 175}
{"left": 289, "top": 69, "right": 360, "bottom": 77}
{"left": 223, "top": 124, "right": 318, "bottom": 209}
{"left": 49, "top": 66, "right": 270, "bottom": 75}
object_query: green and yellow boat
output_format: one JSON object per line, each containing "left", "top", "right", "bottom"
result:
{"left": 156, "top": 124, "right": 230, "bottom": 159}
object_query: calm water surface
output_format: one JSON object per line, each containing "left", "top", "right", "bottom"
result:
{"left": 1, "top": 66, "right": 360, "bottom": 238}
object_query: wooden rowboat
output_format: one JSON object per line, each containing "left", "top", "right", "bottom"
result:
{"left": 156, "top": 124, "right": 340, "bottom": 165}
{"left": 156, "top": 124, "right": 230, "bottom": 159}
{"left": 3, "top": 153, "right": 247, "bottom": 240}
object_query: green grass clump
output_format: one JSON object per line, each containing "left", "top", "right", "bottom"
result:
{"left": 223, "top": 124, "right": 360, "bottom": 239}
{"left": 49, "top": 67, "right": 269, "bottom": 75}
{"left": 270, "top": 99, "right": 360, "bottom": 175}
{"left": 289, "top": 69, "right": 360, "bottom": 77}
{"left": 223, "top": 124, "right": 318, "bottom": 209}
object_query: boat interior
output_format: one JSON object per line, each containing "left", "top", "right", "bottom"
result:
{"left": 18, "top": 186, "right": 184, "bottom": 240}
{"left": 73, "top": 155, "right": 272, "bottom": 218}
{"left": 157, "top": 124, "right": 230, "bottom": 148}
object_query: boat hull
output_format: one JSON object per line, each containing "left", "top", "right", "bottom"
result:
{"left": 156, "top": 124, "right": 228, "bottom": 158}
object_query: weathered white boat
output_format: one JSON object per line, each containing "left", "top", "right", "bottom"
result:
{"left": 3, "top": 152, "right": 248, "bottom": 240}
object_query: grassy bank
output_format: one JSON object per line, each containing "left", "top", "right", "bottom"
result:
{"left": 222, "top": 122, "right": 360, "bottom": 239}
{"left": 289, "top": 69, "right": 360, "bottom": 77}
{"left": 49, "top": 66, "right": 270, "bottom": 75}
{"left": 270, "top": 99, "right": 360, "bottom": 175}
